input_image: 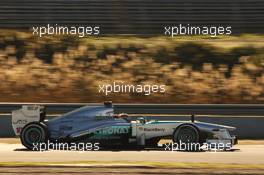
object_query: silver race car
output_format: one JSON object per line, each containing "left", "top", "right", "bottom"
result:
{"left": 12, "top": 102, "right": 237, "bottom": 150}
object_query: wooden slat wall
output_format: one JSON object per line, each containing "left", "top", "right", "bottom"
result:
{"left": 0, "top": 0, "right": 263, "bottom": 34}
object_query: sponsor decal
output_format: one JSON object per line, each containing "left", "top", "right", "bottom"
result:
{"left": 12, "top": 119, "right": 27, "bottom": 125}
{"left": 143, "top": 128, "right": 165, "bottom": 132}
{"left": 95, "top": 126, "right": 129, "bottom": 135}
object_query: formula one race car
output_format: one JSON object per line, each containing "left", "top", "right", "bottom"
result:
{"left": 12, "top": 102, "right": 237, "bottom": 151}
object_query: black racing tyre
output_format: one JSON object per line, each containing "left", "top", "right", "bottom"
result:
{"left": 173, "top": 124, "right": 200, "bottom": 151}
{"left": 20, "top": 122, "right": 48, "bottom": 150}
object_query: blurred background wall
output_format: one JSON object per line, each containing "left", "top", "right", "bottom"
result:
{"left": 0, "top": 0, "right": 263, "bottom": 103}
{"left": 0, "top": 0, "right": 263, "bottom": 34}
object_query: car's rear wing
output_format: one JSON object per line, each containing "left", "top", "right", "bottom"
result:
{"left": 12, "top": 105, "right": 46, "bottom": 135}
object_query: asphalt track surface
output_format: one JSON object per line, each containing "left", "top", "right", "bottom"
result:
{"left": 0, "top": 143, "right": 264, "bottom": 165}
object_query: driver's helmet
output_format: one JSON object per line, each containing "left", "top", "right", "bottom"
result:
{"left": 138, "top": 117, "right": 147, "bottom": 124}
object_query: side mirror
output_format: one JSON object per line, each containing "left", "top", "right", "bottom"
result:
{"left": 191, "top": 114, "right": 195, "bottom": 122}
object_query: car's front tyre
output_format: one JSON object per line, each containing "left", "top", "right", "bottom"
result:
{"left": 20, "top": 122, "right": 48, "bottom": 150}
{"left": 173, "top": 124, "right": 201, "bottom": 151}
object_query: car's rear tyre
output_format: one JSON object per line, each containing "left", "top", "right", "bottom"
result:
{"left": 173, "top": 124, "right": 201, "bottom": 151}
{"left": 20, "top": 122, "right": 48, "bottom": 150}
